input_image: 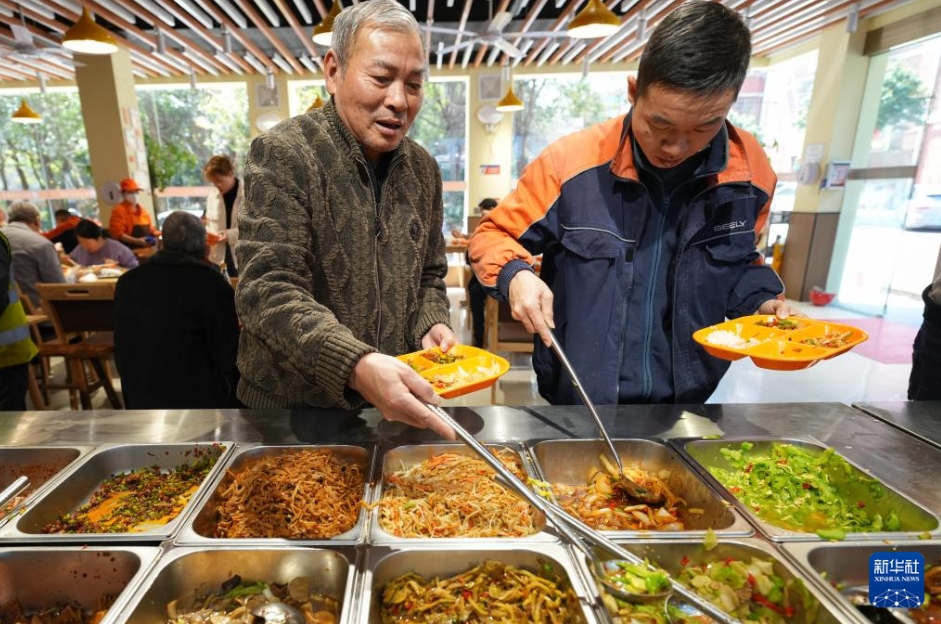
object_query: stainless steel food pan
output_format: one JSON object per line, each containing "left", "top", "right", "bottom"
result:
{"left": 782, "top": 541, "right": 941, "bottom": 624}
{"left": 0, "top": 546, "right": 159, "bottom": 624}
{"left": 369, "top": 442, "right": 552, "bottom": 543}
{"left": 0, "top": 445, "right": 94, "bottom": 527}
{"left": 678, "top": 437, "right": 939, "bottom": 541}
{"left": 176, "top": 444, "right": 371, "bottom": 546}
{"left": 528, "top": 438, "right": 753, "bottom": 538}
{"left": 119, "top": 547, "right": 356, "bottom": 624}
{"left": 359, "top": 544, "right": 602, "bottom": 624}
{"left": 599, "top": 538, "right": 848, "bottom": 624}
{"left": 3, "top": 442, "right": 231, "bottom": 542}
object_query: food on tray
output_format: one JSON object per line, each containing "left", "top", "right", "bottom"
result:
{"left": 429, "top": 361, "right": 502, "bottom": 390}
{"left": 42, "top": 453, "right": 218, "bottom": 534}
{"left": 674, "top": 557, "right": 816, "bottom": 624}
{"left": 709, "top": 442, "right": 902, "bottom": 538}
{"left": 377, "top": 449, "right": 538, "bottom": 538}
{"left": 166, "top": 575, "right": 339, "bottom": 624}
{"left": 755, "top": 317, "right": 802, "bottom": 330}
{"left": 601, "top": 560, "right": 672, "bottom": 597}
{"left": 0, "top": 596, "right": 115, "bottom": 624}
{"left": 380, "top": 560, "right": 577, "bottom": 623}
{"left": 417, "top": 348, "right": 466, "bottom": 364}
{"left": 705, "top": 330, "right": 759, "bottom": 349}
{"left": 214, "top": 449, "right": 365, "bottom": 539}
{"left": 801, "top": 331, "right": 852, "bottom": 348}
{"left": 541, "top": 454, "right": 686, "bottom": 531}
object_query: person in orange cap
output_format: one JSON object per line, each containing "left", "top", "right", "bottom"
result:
{"left": 109, "top": 177, "right": 160, "bottom": 248}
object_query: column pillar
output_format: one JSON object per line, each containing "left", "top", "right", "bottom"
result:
{"left": 74, "top": 47, "right": 153, "bottom": 226}
{"left": 781, "top": 23, "right": 869, "bottom": 300}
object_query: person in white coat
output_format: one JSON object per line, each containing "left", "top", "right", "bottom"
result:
{"left": 203, "top": 154, "right": 242, "bottom": 277}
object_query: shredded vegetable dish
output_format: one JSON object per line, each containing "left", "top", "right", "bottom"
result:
{"left": 377, "top": 449, "right": 539, "bottom": 538}
{"left": 709, "top": 442, "right": 901, "bottom": 538}
{"left": 418, "top": 349, "right": 466, "bottom": 364}
{"left": 380, "top": 560, "right": 577, "bottom": 623}
{"left": 800, "top": 332, "right": 852, "bottom": 348}
{"left": 539, "top": 454, "right": 686, "bottom": 531}
{"left": 166, "top": 575, "right": 339, "bottom": 624}
{"left": 214, "top": 449, "right": 365, "bottom": 539}
{"left": 42, "top": 453, "right": 218, "bottom": 534}
{"left": 0, "top": 596, "right": 115, "bottom": 624}
{"left": 755, "top": 317, "right": 802, "bottom": 330}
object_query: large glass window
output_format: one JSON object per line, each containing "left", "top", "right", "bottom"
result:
{"left": 832, "top": 34, "right": 941, "bottom": 317}
{"left": 734, "top": 52, "right": 818, "bottom": 249}
{"left": 136, "top": 82, "right": 250, "bottom": 224}
{"left": 510, "top": 71, "right": 632, "bottom": 179}
{"left": 0, "top": 89, "right": 94, "bottom": 229}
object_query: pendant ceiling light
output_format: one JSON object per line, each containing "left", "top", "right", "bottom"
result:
{"left": 496, "top": 64, "right": 523, "bottom": 112}
{"left": 312, "top": 1, "right": 342, "bottom": 46}
{"left": 11, "top": 98, "right": 42, "bottom": 124}
{"left": 307, "top": 93, "right": 324, "bottom": 111}
{"left": 568, "top": 0, "right": 620, "bottom": 39}
{"left": 62, "top": 7, "right": 119, "bottom": 54}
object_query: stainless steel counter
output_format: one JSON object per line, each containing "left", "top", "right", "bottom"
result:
{"left": 854, "top": 400, "right": 941, "bottom": 449}
{"left": 1, "top": 402, "right": 939, "bottom": 519}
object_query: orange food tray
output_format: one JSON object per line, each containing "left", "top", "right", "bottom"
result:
{"left": 692, "top": 315, "right": 869, "bottom": 371}
{"left": 397, "top": 345, "right": 510, "bottom": 398}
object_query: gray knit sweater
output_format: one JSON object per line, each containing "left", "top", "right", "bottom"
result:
{"left": 235, "top": 99, "right": 451, "bottom": 409}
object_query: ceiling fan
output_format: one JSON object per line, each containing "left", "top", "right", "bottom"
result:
{"left": 426, "top": 3, "right": 570, "bottom": 59}
{"left": 0, "top": 7, "right": 74, "bottom": 63}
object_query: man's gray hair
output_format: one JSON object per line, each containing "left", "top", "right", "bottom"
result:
{"left": 7, "top": 201, "right": 41, "bottom": 224}
{"left": 162, "top": 211, "right": 207, "bottom": 260}
{"left": 331, "top": 0, "right": 424, "bottom": 70}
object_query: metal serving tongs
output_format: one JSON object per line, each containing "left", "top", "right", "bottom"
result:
{"left": 546, "top": 329, "right": 663, "bottom": 504}
{"left": 0, "top": 476, "right": 29, "bottom": 510}
{"left": 424, "top": 403, "right": 740, "bottom": 624}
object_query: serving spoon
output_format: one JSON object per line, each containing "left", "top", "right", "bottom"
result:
{"left": 251, "top": 602, "right": 305, "bottom": 624}
{"left": 546, "top": 330, "right": 664, "bottom": 504}
{"left": 424, "top": 403, "right": 738, "bottom": 624}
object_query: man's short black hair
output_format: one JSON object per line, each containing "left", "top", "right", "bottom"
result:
{"left": 478, "top": 198, "right": 498, "bottom": 210}
{"left": 54, "top": 209, "right": 72, "bottom": 221}
{"left": 636, "top": 1, "right": 751, "bottom": 100}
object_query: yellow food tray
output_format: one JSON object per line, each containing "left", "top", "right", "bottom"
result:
{"left": 692, "top": 315, "right": 869, "bottom": 371}
{"left": 397, "top": 345, "right": 510, "bottom": 398}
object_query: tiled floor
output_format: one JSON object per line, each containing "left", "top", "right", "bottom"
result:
{"left": 33, "top": 289, "right": 919, "bottom": 410}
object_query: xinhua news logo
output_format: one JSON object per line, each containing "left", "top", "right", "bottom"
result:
{"left": 869, "top": 552, "right": 925, "bottom": 608}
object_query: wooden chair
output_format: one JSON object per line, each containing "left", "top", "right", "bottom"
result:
{"left": 35, "top": 282, "right": 123, "bottom": 410}
{"left": 484, "top": 297, "right": 534, "bottom": 354}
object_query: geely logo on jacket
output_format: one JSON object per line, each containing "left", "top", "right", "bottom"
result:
{"left": 714, "top": 220, "right": 747, "bottom": 232}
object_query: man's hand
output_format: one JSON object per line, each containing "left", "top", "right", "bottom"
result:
{"left": 421, "top": 323, "right": 457, "bottom": 351}
{"left": 347, "top": 352, "right": 456, "bottom": 440}
{"left": 756, "top": 299, "right": 807, "bottom": 319}
{"left": 508, "top": 270, "right": 554, "bottom": 346}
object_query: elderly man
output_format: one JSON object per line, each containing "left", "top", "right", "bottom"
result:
{"left": 237, "top": 0, "right": 455, "bottom": 438}
{"left": 114, "top": 211, "right": 240, "bottom": 409}
{"left": 0, "top": 201, "right": 65, "bottom": 314}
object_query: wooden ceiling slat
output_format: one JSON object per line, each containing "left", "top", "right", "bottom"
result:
{"left": 446, "top": 0, "right": 473, "bottom": 70}
{"left": 194, "top": 2, "right": 265, "bottom": 74}
{"left": 471, "top": 0, "right": 511, "bottom": 69}
{"left": 599, "top": 0, "right": 683, "bottom": 63}
{"left": 521, "top": 0, "right": 583, "bottom": 67}
{"left": 270, "top": 0, "right": 320, "bottom": 66}
{"left": 547, "top": 0, "right": 624, "bottom": 67}
{"left": 751, "top": 0, "right": 857, "bottom": 50}
{"left": 135, "top": 0, "right": 234, "bottom": 74}
{"left": 232, "top": 0, "right": 304, "bottom": 73}
{"left": 0, "top": 0, "right": 178, "bottom": 77}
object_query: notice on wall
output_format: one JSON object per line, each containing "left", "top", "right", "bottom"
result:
{"left": 480, "top": 164, "right": 500, "bottom": 175}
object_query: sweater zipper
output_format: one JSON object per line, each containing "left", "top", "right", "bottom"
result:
{"left": 363, "top": 163, "right": 382, "bottom": 348}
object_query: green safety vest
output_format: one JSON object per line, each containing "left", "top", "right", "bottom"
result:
{"left": 0, "top": 231, "right": 38, "bottom": 368}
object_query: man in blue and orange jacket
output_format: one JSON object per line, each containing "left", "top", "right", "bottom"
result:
{"left": 469, "top": 1, "right": 802, "bottom": 406}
